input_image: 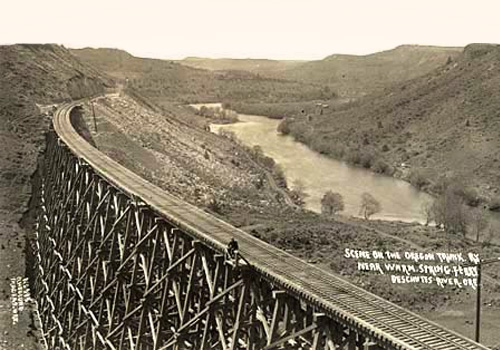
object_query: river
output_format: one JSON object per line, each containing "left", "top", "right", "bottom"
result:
{"left": 193, "top": 104, "right": 433, "bottom": 223}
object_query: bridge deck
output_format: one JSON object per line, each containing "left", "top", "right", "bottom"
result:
{"left": 53, "top": 101, "right": 489, "bottom": 350}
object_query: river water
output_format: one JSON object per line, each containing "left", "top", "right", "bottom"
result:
{"left": 193, "top": 104, "right": 433, "bottom": 223}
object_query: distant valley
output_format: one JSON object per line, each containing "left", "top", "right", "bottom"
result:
{"left": 178, "top": 45, "right": 462, "bottom": 97}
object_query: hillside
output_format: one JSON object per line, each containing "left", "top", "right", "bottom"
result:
{"left": 283, "top": 45, "right": 462, "bottom": 96}
{"left": 279, "top": 44, "right": 500, "bottom": 203}
{"left": 180, "top": 57, "right": 305, "bottom": 73}
{"left": 0, "top": 44, "right": 113, "bottom": 349}
{"left": 71, "top": 48, "right": 334, "bottom": 105}
{"left": 177, "top": 46, "right": 462, "bottom": 98}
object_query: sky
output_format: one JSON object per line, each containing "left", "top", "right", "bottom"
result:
{"left": 2, "top": 0, "right": 500, "bottom": 60}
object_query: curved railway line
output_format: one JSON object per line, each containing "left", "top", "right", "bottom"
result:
{"left": 49, "top": 99, "right": 490, "bottom": 350}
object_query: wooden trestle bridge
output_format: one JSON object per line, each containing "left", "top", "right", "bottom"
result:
{"left": 30, "top": 100, "right": 490, "bottom": 350}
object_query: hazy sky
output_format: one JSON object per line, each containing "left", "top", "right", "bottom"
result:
{"left": 3, "top": 0, "right": 500, "bottom": 60}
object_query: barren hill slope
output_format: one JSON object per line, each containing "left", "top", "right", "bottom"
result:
{"left": 0, "top": 43, "right": 113, "bottom": 349}
{"left": 177, "top": 45, "right": 462, "bottom": 97}
{"left": 71, "top": 48, "right": 334, "bottom": 105}
{"left": 284, "top": 45, "right": 463, "bottom": 97}
{"left": 2, "top": 44, "right": 112, "bottom": 104}
{"left": 179, "top": 57, "right": 305, "bottom": 73}
{"left": 71, "top": 48, "right": 190, "bottom": 81}
{"left": 281, "top": 44, "right": 500, "bottom": 201}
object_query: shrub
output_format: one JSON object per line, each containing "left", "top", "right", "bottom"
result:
{"left": 219, "top": 129, "right": 237, "bottom": 142}
{"left": 372, "top": 159, "right": 389, "bottom": 174}
{"left": 273, "top": 164, "right": 287, "bottom": 188}
{"left": 345, "top": 149, "right": 361, "bottom": 165}
{"left": 421, "top": 201, "right": 434, "bottom": 226}
{"left": 469, "top": 208, "right": 488, "bottom": 242}
{"left": 206, "top": 195, "right": 224, "bottom": 214}
{"left": 321, "top": 191, "right": 345, "bottom": 215}
{"left": 359, "top": 192, "right": 382, "bottom": 220}
{"left": 408, "top": 168, "right": 429, "bottom": 189}
{"left": 277, "top": 118, "right": 291, "bottom": 134}
{"left": 310, "top": 137, "right": 334, "bottom": 155}
{"left": 489, "top": 197, "right": 500, "bottom": 211}
{"left": 359, "top": 150, "right": 374, "bottom": 168}
{"left": 454, "top": 186, "right": 480, "bottom": 207}
{"left": 290, "top": 180, "right": 307, "bottom": 206}
{"left": 431, "top": 190, "right": 468, "bottom": 235}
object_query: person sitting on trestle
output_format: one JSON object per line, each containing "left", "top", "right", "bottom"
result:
{"left": 227, "top": 238, "right": 239, "bottom": 261}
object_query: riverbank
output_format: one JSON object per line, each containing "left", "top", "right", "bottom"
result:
{"left": 223, "top": 45, "right": 500, "bottom": 215}
{"left": 223, "top": 101, "right": 500, "bottom": 242}
{"left": 225, "top": 99, "right": 412, "bottom": 181}
{"left": 206, "top": 106, "right": 433, "bottom": 223}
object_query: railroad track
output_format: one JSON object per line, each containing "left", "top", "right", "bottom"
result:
{"left": 52, "top": 99, "right": 490, "bottom": 350}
